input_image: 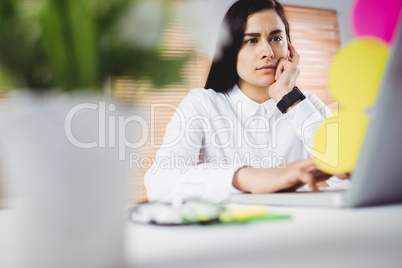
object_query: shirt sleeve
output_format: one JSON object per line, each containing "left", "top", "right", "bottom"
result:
{"left": 284, "top": 92, "right": 332, "bottom": 153}
{"left": 144, "top": 89, "right": 243, "bottom": 204}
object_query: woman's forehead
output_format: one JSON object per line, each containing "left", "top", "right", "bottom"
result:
{"left": 244, "top": 9, "right": 286, "bottom": 34}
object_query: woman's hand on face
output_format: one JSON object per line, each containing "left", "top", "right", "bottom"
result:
{"left": 269, "top": 42, "right": 301, "bottom": 103}
{"left": 233, "top": 159, "right": 332, "bottom": 193}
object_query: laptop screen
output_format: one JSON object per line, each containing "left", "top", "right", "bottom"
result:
{"left": 348, "top": 16, "right": 402, "bottom": 207}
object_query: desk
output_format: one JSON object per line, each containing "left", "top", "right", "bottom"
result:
{"left": 1, "top": 204, "right": 402, "bottom": 268}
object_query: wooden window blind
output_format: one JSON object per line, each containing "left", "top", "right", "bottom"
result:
{"left": 285, "top": 5, "right": 341, "bottom": 109}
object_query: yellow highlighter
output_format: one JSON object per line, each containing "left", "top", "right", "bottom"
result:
{"left": 219, "top": 207, "right": 290, "bottom": 223}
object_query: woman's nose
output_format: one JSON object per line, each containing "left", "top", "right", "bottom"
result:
{"left": 261, "top": 42, "right": 274, "bottom": 59}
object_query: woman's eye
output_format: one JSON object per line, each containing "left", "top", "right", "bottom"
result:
{"left": 270, "top": 36, "right": 282, "bottom": 42}
{"left": 244, "top": 38, "right": 258, "bottom": 44}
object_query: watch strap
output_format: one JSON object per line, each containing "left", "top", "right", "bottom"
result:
{"left": 276, "top": 86, "right": 306, "bottom": 114}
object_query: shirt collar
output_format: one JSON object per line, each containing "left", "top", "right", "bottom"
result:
{"left": 227, "top": 84, "right": 276, "bottom": 117}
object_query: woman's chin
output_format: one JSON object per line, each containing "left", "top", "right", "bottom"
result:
{"left": 258, "top": 80, "right": 276, "bottom": 87}
{"left": 259, "top": 76, "right": 276, "bottom": 86}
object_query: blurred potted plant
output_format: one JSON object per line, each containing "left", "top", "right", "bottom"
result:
{"left": 0, "top": 0, "right": 185, "bottom": 91}
{"left": 0, "top": 1, "right": 186, "bottom": 267}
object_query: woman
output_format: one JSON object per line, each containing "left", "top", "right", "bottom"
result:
{"left": 145, "top": 0, "right": 344, "bottom": 203}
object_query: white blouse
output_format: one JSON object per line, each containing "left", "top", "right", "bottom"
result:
{"left": 144, "top": 85, "right": 334, "bottom": 203}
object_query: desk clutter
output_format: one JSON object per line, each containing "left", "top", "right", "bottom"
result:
{"left": 129, "top": 201, "right": 290, "bottom": 226}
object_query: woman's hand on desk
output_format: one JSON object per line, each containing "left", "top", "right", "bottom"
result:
{"left": 335, "top": 173, "right": 351, "bottom": 180}
{"left": 232, "top": 159, "right": 333, "bottom": 193}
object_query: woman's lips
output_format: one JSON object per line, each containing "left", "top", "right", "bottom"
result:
{"left": 257, "top": 65, "right": 276, "bottom": 72}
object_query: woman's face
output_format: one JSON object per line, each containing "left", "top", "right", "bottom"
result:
{"left": 237, "top": 9, "right": 288, "bottom": 92}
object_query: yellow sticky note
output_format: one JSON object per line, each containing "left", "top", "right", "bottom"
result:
{"left": 329, "top": 38, "right": 389, "bottom": 108}
{"left": 312, "top": 109, "right": 368, "bottom": 174}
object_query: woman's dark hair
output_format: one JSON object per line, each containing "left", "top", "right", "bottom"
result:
{"left": 204, "top": 0, "right": 290, "bottom": 93}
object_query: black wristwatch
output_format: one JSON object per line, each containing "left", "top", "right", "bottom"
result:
{"left": 276, "top": 86, "right": 306, "bottom": 114}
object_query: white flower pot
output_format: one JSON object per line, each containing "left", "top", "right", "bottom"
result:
{"left": 0, "top": 90, "right": 139, "bottom": 268}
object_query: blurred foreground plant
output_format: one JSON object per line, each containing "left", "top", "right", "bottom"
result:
{"left": 0, "top": 0, "right": 186, "bottom": 92}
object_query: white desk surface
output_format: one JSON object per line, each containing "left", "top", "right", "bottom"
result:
{"left": 2, "top": 204, "right": 402, "bottom": 268}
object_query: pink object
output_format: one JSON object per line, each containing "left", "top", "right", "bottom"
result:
{"left": 352, "top": 0, "right": 402, "bottom": 44}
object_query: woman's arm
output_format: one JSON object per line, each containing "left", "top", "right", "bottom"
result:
{"left": 269, "top": 42, "right": 332, "bottom": 151}
{"left": 232, "top": 158, "right": 332, "bottom": 193}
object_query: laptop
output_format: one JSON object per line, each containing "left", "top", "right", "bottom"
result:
{"left": 229, "top": 18, "right": 402, "bottom": 208}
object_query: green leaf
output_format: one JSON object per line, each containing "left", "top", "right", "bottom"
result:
{"left": 38, "top": 0, "right": 71, "bottom": 89}
{"left": 66, "top": 0, "right": 98, "bottom": 89}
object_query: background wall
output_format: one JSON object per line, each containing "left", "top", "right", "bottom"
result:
{"left": 278, "top": 0, "right": 354, "bottom": 44}
{"left": 181, "top": 0, "right": 355, "bottom": 59}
